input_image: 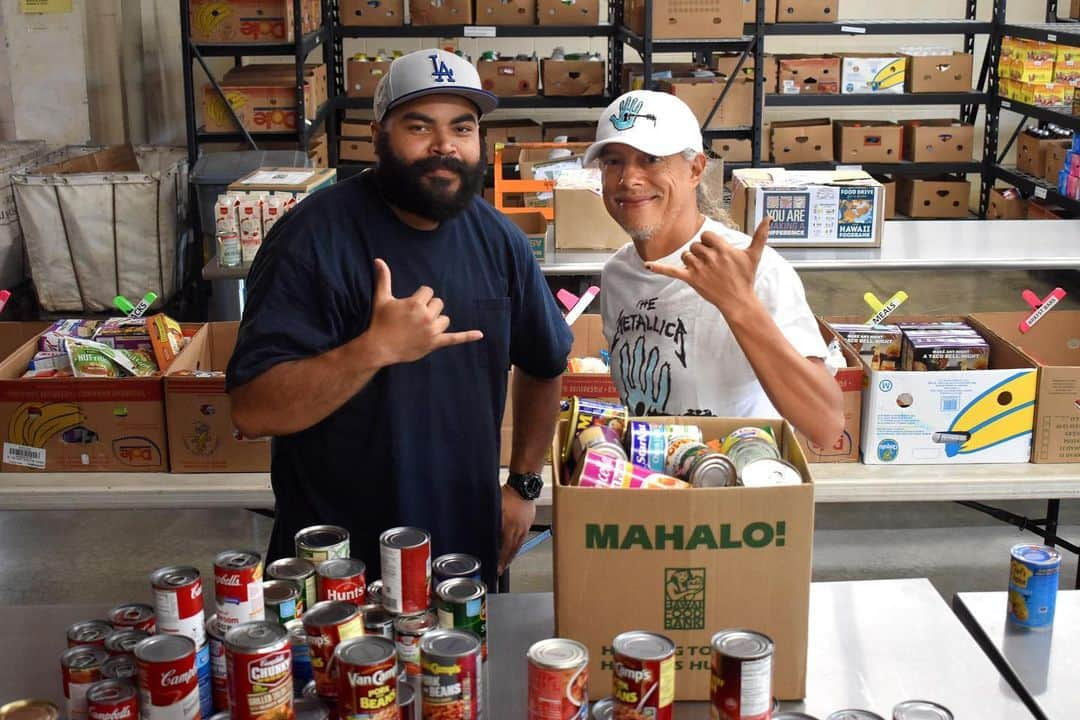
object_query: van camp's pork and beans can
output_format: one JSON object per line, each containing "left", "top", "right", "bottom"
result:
{"left": 68, "top": 621, "right": 113, "bottom": 648}
{"left": 526, "top": 638, "right": 589, "bottom": 720}
{"left": 86, "top": 679, "right": 139, "bottom": 720}
{"left": 150, "top": 567, "right": 206, "bottom": 647}
{"left": 224, "top": 621, "right": 295, "bottom": 720}
{"left": 214, "top": 551, "right": 265, "bottom": 631}
{"left": 379, "top": 527, "right": 431, "bottom": 615}
{"left": 435, "top": 579, "right": 487, "bottom": 659}
{"left": 295, "top": 526, "right": 350, "bottom": 567}
{"left": 101, "top": 656, "right": 139, "bottom": 682}
{"left": 108, "top": 604, "right": 156, "bottom": 634}
{"left": 317, "top": 559, "right": 367, "bottom": 605}
{"left": 268, "top": 558, "right": 318, "bottom": 613}
{"left": 335, "top": 636, "right": 398, "bottom": 720}
{"left": 611, "top": 631, "right": 675, "bottom": 720}
{"left": 394, "top": 610, "right": 438, "bottom": 680}
{"left": 432, "top": 554, "right": 482, "bottom": 585}
{"left": 206, "top": 616, "right": 230, "bottom": 712}
{"left": 303, "top": 601, "right": 365, "bottom": 698}
{"left": 420, "top": 630, "right": 483, "bottom": 720}
{"left": 61, "top": 645, "right": 109, "bottom": 720}
{"left": 709, "top": 630, "right": 774, "bottom": 720}
{"left": 104, "top": 630, "right": 150, "bottom": 658}
{"left": 134, "top": 634, "right": 200, "bottom": 720}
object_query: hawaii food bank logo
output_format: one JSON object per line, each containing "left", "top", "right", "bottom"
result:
{"left": 664, "top": 568, "right": 705, "bottom": 631}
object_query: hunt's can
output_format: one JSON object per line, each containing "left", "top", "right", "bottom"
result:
{"left": 104, "top": 630, "right": 150, "bottom": 657}
{"left": 527, "top": 638, "right": 589, "bottom": 720}
{"left": 295, "top": 525, "right": 351, "bottom": 567}
{"left": 68, "top": 621, "right": 113, "bottom": 648}
{"left": 206, "top": 615, "right": 230, "bottom": 712}
{"left": 362, "top": 605, "right": 396, "bottom": 641}
{"left": 420, "top": 630, "right": 483, "bottom": 720}
{"left": 397, "top": 682, "right": 415, "bottom": 720}
{"left": 303, "top": 601, "right": 366, "bottom": 698}
{"left": 317, "top": 558, "right": 368, "bottom": 605}
{"left": 101, "top": 656, "right": 139, "bottom": 682}
{"left": 432, "top": 554, "right": 482, "bottom": 585}
{"left": 108, "top": 604, "right": 156, "bottom": 634}
{"left": 214, "top": 550, "right": 265, "bottom": 631}
{"left": 721, "top": 427, "right": 780, "bottom": 477}
{"left": 295, "top": 696, "right": 331, "bottom": 720}
{"left": 265, "top": 579, "right": 304, "bottom": 625}
{"left": 709, "top": 629, "right": 774, "bottom": 720}
{"left": 287, "top": 620, "right": 314, "bottom": 697}
{"left": 380, "top": 527, "right": 432, "bottom": 615}
{"left": 574, "top": 450, "right": 689, "bottom": 490}
{"left": 61, "top": 645, "right": 108, "bottom": 720}
{"left": 335, "top": 636, "right": 399, "bottom": 720}
{"left": 225, "top": 622, "right": 294, "bottom": 720}
{"left": 570, "top": 425, "right": 627, "bottom": 466}
{"left": 891, "top": 701, "right": 952, "bottom": 720}
{"left": 665, "top": 439, "right": 737, "bottom": 488}
{"left": 86, "top": 680, "right": 138, "bottom": 720}
{"left": 563, "top": 398, "right": 629, "bottom": 463}
{"left": 589, "top": 697, "right": 614, "bottom": 720}
{"left": 367, "top": 580, "right": 385, "bottom": 608}
{"left": 150, "top": 566, "right": 206, "bottom": 647}
{"left": 134, "top": 634, "right": 199, "bottom": 720}
{"left": 627, "top": 422, "right": 703, "bottom": 472}
{"left": 611, "top": 631, "right": 675, "bottom": 720}
{"left": 268, "top": 557, "right": 319, "bottom": 614}
{"left": 435, "top": 579, "right": 487, "bottom": 660}
{"left": 1008, "top": 544, "right": 1062, "bottom": 629}
{"left": 395, "top": 610, "right": 438, "bottom": 680}
{"left": 0, "top": 700, "right": 59, "bottom": 720}
{"left": 739, "top": 458, "right": 802, "bottom": 488}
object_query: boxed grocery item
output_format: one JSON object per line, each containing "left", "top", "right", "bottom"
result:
{"left": 626, "top": 0, "right": 743, "bottom": 39}
{"left": 828, "top": 322, "right": 903, "bottom": 370}
{"left": 833, "top": 120, "right": 903, "bottom": 164}
{"left": 901, "top": 119, "right": 975, "bottom": 163}
{"left": 770, "top": 118, "right": 833, "bottom": 163}
{"left": 1015, "top": 81, "right": 1071, "bottom": 107}
{"left": 228, "top": 167, "right": 336, "bottom": 193}
{"left": 188, "top": 0, "right": 321, "bottom": 43}
{"left": 1009, "top": 59, "right": 1055, "bottom": 84}
{"left": 658, "top": 77, "right": 755, "bottom": 128}
{"left": 346, "top": 59, "right": 391, "bottom": 98}
{"left": 795, "top": 319, "right": 863, "bottom": 463}
{"left": 340, "top": 0, "right": 403, "bottom": 25}
{"left": 740, "top": 0, "right": 777, "bottom": 23}
{"left": 776, "top": 0, "right": 837, "bottom": 21}
{"left": 537, "top": 0, "right": 598, "bottom": 25}
{"left": 895, "top": 177, "right": 970, "bottom": 218}
{"left": 904, "top": 51, "right": 974, "bottom": 93}
{"left": 1052, "top": 60, "right": 1080, "bottom": 85}
{"left": 559, "top": 314, "right": 619, "bottom": 401}
{"left": 485, "top": 120, "right": 543, "bottom": 163}
{"left": 841, "top": 54, "right": 906, "bottom": 95}
{"left": 621, "top": 62, "right": 697, "bottom": 91}
{"left": 507, "top": 210, "right": 548, "bottom": 262}
{"left": 476, "top": 0, "right": 535, "bottom": 23}
{"left": 902, "top": 335, "right": 991, "bottom": 371}
{"left": 777, "top": 55, "right": 841, "bottom": 94}
{"left": 409, "top": 0, "right": 472, "bottom": 23}
{"left": 541, "top": 59, "right": 605, "bottom": 96}
{"left": 986, "top": 187, "right": 1026, "bottom": 219}
{"left": 553, "top": 415, "right": 814, "bottom": 700}
{"left": 478, "top": 58, "right": 540, "bottom": 96}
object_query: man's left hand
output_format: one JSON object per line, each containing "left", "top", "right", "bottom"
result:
{"left": 498, "top": 484, "right": 536, "bottom": 576}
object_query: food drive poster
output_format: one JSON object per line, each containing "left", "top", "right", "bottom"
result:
{"left": 762, "top": 190, "right": 811, "bottom": 239}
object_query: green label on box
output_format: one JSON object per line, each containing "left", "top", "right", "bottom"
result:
{"left": 584, "top": 522, "right": 787, "bottom": 551}
{"left": 664, "top": 568, "right": 706, "bottom": 630}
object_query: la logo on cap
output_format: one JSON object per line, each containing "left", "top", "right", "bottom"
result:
{"left": 429, "top": 54, "right": 456, "bottom": 83}
{"left": 610, "top": 96, "right": 656, "bottom": 131}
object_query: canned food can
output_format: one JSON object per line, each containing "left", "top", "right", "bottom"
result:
{"left": 150, "top": 566, "right": 206, "bottom": 647}
{"left": 194, "top": 636, "right": 213, "bottom": 717}
{"left": 206, "top": 616, "right": 230, "bottom": 712}
{"left": 104, "top": 630, "right": 150, "bottom": 657}
{"left": 265, "top": 579, "right": 305, "bottom": 625}
{"left": 773, "top": 714, "right": 819, "bottom": 720}
{"left": 86, "top": 680, "right": 138, "bottom": 720}
{"left": 302, "top": 682, "right": 318, "bottom": 700}
{"left": 214, "top": 550, "right": 265, "bottom": 631}
{"left": 570, "top": 425, "right": 627, "bottom": 466}
{"left": 61, "top": 645, "right": 109, "bottom": 720}
{"left": 367, "top": 580, "right": 384, "bottom": 608}
{"left": 739, "top": 458, "right": 802, "bottom": 488}
{"left": 269, "top": 558, "right": 319, "bottom": 612}
{"left": 573, "top": 450, "right": 689, "bottom": 490}
{"left": 380, "top": 527, "right": 432, "bottom": 615}
{"left": 1008, "top": 544, "right": 1062, "bottom": 629}
{"left": 665, "top": 439, "right": 737, "bottom": 488}
{"left": 394, "top": 610, "right": 438, "bottom": 680}
{"left": 0, "top": 700, "right": 59, "bottom": 720}
{"left": 397, "top": 682, "right": 415, "bottom": 720}
{"left": 432, "top": 554, "right": 482, "bottom": 585}
{"left": 317, "top": 558, "right": 368, "bottom": 605}
{"left": 824, "top": 712, "right": 884, "bottom": 720}
{"left": 134, "top": 634, "right": 200, "bottom": 720}
{"left": 563, "top": 398, "right": 629, "bottom": 463}
{"left": 611, "top": 631, "right": 675, "bottom": 720}
{"left": 335, "top": 637, "right": 398, "bottom": 720}
{"left": 295, "top": 696, "right": 331, "bottom": 720}
{"left": 709, "top": 629, "right": 774, "bottom": 720}
{"left": 435, "top": 579, "right": 487, "bottom": 660}
{"left": 891, "top": 700, "right": 952, "bottom": 720}
{"left": 68, "top": 621, "right": 113, "bottom": 648}
{"left": 362, "top": 605, "right": 396, "bottom": 641}
{"left": 527, "top": 638, "right": 589, "bottom": 720}
{"left": 303, "top": 601, "right": 366, "bottom": 698}
{"left": 589, "top": 697, "right": 614, "bottom": 720}
{"left": 108, "top": 604, "right": 156, "bottom": 634}
{"left": 295, "top": 525, "right": 351, "bottom": 567}
{"left": 627, "top": 422, "right": 703, "bottom": 472}
{"left": 721, "top": 428, "right": 780, "bottom": 476}
{"left": 287, "top": 620, "right": 314, "bottom": 698}
{"left": 420, "top": 630, "right": 483, "bottom": 720}
{"left": 225, "top": 621, "right": 294, "bottom": 720}
{"left": 101, "top": 656, "right": 139, "bottom": 682}
{"left": 207, "top": 714, "right": 230, "bottom": 720}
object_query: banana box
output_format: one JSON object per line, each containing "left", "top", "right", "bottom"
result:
{"left": 189, "top": 0, "right": 321, "bottom": 44}
{"left": 841, "top": 54, "right": 905, "bottom": 95}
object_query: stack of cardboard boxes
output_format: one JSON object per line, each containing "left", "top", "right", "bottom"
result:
{"left": 337, "top": 0, "right": 601, "bottom": 26}
{"left": 998, "top": 36, "right": 1080, "bottom": 109}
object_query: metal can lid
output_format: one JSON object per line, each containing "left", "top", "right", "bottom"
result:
{"left": 740, "top": 458, "right": 802, "bottom": 487}
{"left": 205, "top": 615, "right": 224, "bottom": 642}
{"left": 150, "top": 565, "right": 200, "bottom": 589}
{"left": 433, "top": 553, "right": 482, "bottom": 579}
{"left": 67, "top": 620, "right": 113, "bottom": 644}
{"left": 207, "top": 713, "right": 231, "bottom": 720}
{"left": 104, "top": 629, "right": 150, "bottom": 655}
{"left": 364, "top": 606, "right": 395, "bottom": 628}
{"left": 295, "top": 525, "right": 350, "bottom": 550}
{"left": 285, "top": 618, "right": 307, "bottom": 642}
{"left": 419, "top": 629, "right": 481, "bottom": 658}
{"left": 394, "top": 610, "right": 438, "bottom": 635}
{"left": 107, "top": 603, "right": 154, "bottom": 627}
{"left": 527, "top": 638, "right": 588, "bottom": 669}
{"left": 302, "top": 680, "right": 318, "bottom": 700}
{"left": 304, "top": 600, "right": 361, "bottom": 628}
{"left": 294, "top": 696, "right": 330, "bottom": 720}
{"left": 335, "top": 636, "right": 396, "bottom": 666}
{"left": 133, "top": 634, "right": 194, "bottom": 663}
{"left": 435, "top": 578, "right": 486, "bottom": 604}
{"left": 100, "top": 656, "right": 138, "bottom": 680}
{"left": 263, "top": 579, "right": 301, "bottom": 604}
{"left": 612, "top": 631, "right": 676, "bottom": 661}
{"left": 0, "top": 700, "right": 59, "bottom": 720}
{"left": 367, "top": 580, "right": 384, "bottom": 602}
{"left": 590, "top": 697, "right": 614, "bottom": 720}
{"left": 224, "top": 621, "right": 290, "bottom": 653}
{"left": 689, "top": 454, "right": 737, "bottom": 488}
{"left": 317, "top": 558, "right": 367, "bottom": 580}
{"left": 1010, "top": 544, "right": 1062, "bottom": 567}
{"left": 774, "top": 714, "right": 820, "bottom": 720}
{"left": 380, "top": 526, "right": 430, "bottom": 549}
{"left": 214, "top": 550, "right": 261, "bottom": 570}
{"left": 86, "top": 679, "right": 137, "bottom": 704}
{"left": 825, "top": 711, "right": 886, "bottom": 720}
{"left": 398, "top": 681, "right": 415, "bottom": 707}
{"left": 711, "top": 629, "right": 774, "bottom": 660}
{"left": 61, "top": 645, "right": 109, "bottom": 670}
{"left": 892, "top": 700, "right": 953, "bottom": 720}
{"left": 268, "top": 557, "right": 317, "bottom": 580}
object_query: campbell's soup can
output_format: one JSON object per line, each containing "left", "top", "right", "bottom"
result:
{"left": 268, "top": 558, "right": 319, "bottom": 613}
{"left": 420, "top": 630, "right": 483, "bottom": 720}
{"left": 108, "top": 604, "right": 157, "bottom": 634}
{"left": 1008, "top": 544, "right": 1062, "bottom": 629}
{"left": 61, "top": 645, "right": 109, "bottom": 720}
{"left": 709, "top": 630, "right": 774, "bottom": 720}
{"left": 335, "top": 636, "right": 398, "bottom": 720}
{"left": 611, "top": 631, "right": 675, "bottom": 720}
{"left": 317, "top": 558, "right": 368, "bottom": 605}
{"left": 394, "top": 610, "right": 438, "bottom": 680}
{"left": 286, "top": 620, "right": 314, "bottom": 697}
{"left": 573, "top": 450, "right": 689, "bottom": 490}
{"left": 150, "top": 566, "right": 206, "bottom": 647}
{"left": 303, "top": 601, "right": 365, "bottom": 698}
{"left": 104, "top": 630, "right": 150, "bottom": 658}
{"left": 225, "top": 621, "right": 295, "bottom": 720}
{"left": 527, "top": 638, "right": 589, "bottom": 720}
{"left": 432, "top": 554, "right": 482, "bottom": 585}
{"left": 435, "top": 579, "right": 487, "bottom": 660}
{"left": 214, "top": 550, "right": 265, "bottom": 631}
{"left": 101, "top": 656, "right": 139, "bottom": 682}
{"left": 562, "top": 398, "right": 629, "bottom": 463}
{"left": 68, "top": 621, "right": 113, "bottom": 649}
{"left": 379, "top": 527, "right": 431, "bottom": 615}
{"left": 134, "top": 634, "right": 200, "bottom": 720}
{"left": 87, "top": 680, "right": 139, "bottom": 720}
{"left": 295, "top": 525, "right": 350, "bottom": 568}
{"left": 206, "top": 616, "right": 230, "bottom": 712}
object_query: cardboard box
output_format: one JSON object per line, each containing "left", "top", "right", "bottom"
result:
{"left": 553, "top": 188, "right": 629, "bottom": 250}
{"left": 901, "top": 119, "right": 975, "bottom": 163}
{"left": 476, "top": 0, "right": 536, "bottom": 24}
{"left": 872, "top": 174, "right": 897, "bottom": 219}
{"left": 340, "top": 0, "right": 403, "bottom": 25}
{"left": 0, "top": 322, "right": 49, "bottom": 359}
{"left": 189, "top": 0, "right": 320, "bottom": 43}
{"left": 202, "top": 64, "right": 327, "bottom": 134}
{"left": 553, "top": 416, "right": 813, "bottom": 700}
{"left": 711, "top": 139, "right": 753, "bottom": 162}
{"left": 229, "top": 167, "right": 337, "bottom": 193}
{"left": 777, "top": 55, "right": 841, "bottom": 95}
{"left": 770, "top": 118, "right": 833, "bottom": 163}
{"left": 507, "top": 210, "right": 548, "bottom": 262}
{"left": 621, "top": 62, "right": 698, "bottom": 92}
{"left": 537, "top": 0, "right": 598, "bottom": 24}
{"left": 740, "top": 0, "right": 777, "bottom": 23}
{"left": 346, "top": 59, "right": 391, "bottom": 98}
{"left": 339, "top": 136, "right": 376, "bottom": 163}
{"left": 895, "top": 177, "right": 970, "bottom": 218}
{"left": 409, "top": 0, "right": 472, "bottom": 24}
{"left": 542, "top": 122, "right": 596, "bottom": 143}
{"left": 165, "top": 323, "right": 270, "bottom": 473}
{"left": 796, "top": 319, "right": 862, "bottom": 462}
{"left": 1072, "top": 0, "right": 1080, "bottom": 19}
{"left": 484, "top": 120, "right": 543, "bottom": 163}
{"left": 841, "top": 54, "right": 906, "bottom": 95}
{"left": 1026, "top": 199, "right": 1071, "bottom": 220}
{"left": 776, "top": 0, "right": 838, "bottom": 22}
{"left": 1016, "top": 132, "right": 1062, "bottom": 177}
{"left": 1043, "top": 140, "right": 1075, "bottom": 184}
{"left": 854, "top": 316, "right": 1037, "bottom": 465}
{"left": 833, "top": 120, "right": 903, "bottom": 164}
{"left": 904, "top": 52, "right": 974, "bottom": 93}
{"left": 626, "top": 0, "right": 743, "bottom": 39}
{"left": 479, "top": 59, "right": 540, "bottom": 96}
{"left": 541, "top": 60, "right": 605, "bottom": 96}
{"left": 660, "top": 78, "right": 755, "bottom": 129}
{"left": 986, "top": 187, "right": 1026, "bottom": 219}
{"left": 222, "top": 63, "right": 328, "bottom": 110}
{"left": 307, "top": 133, "right": 328, "bottom": 169}
{"left": 711, "top": 53, "right": 779, "bottom": 92}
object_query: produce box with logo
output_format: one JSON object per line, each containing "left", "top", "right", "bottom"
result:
{"left": 552, "top": 416, "right": 814, "bottom": 701}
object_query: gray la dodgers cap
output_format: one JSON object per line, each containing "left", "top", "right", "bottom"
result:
{"left": 373, "top": 48, "right": 498, "bottom": 122}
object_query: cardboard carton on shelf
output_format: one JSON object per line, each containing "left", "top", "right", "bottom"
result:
{"left": 985, "top": 187, "right": 1026, "bottom": 219}
{"left": 476, "top": 0, "right": 536, "bottom": 24}
{"left": 904, "top": 52, "right": 974, "bottom": 93}
{"left": 228, "top": 167, "right": 337, "bottom": 194}
{"left": 478, "top": 58, "right": 540, "bottom": 97}
{"left": 777, "top": 55, "right": 841, "bottom": 95}
{"left": 409, "top": 0, "right": 472, "bottom": 24}
{"left": 770, "top": 118, "right": 833, "bottom": 163}
{"left": 795, "top": 319, "right": 862, "bottom": 463}
{"left": 340, "top": 0, "right": 404, "bottom": 26}
{"left": 625, "top": 0, "right": 743, "bottom": 39}
{"left": 711, "top": 138, "right": 753, "bottom": 162}
{"left": 541, "top": 59, "right": 605, "bottom": 97}
{"left": 901, "top": 119, "right": 975, "bottom": 163}
{"left": 553, "top": 187, "right": 629, "bottom": 251}
{"left": 346, "top": 59, "right": 392, "bottom": 98}
{"left": 833, "top": 120, "right": 903, "bottom": 164}
{"left": 871, "top": 174, "right": 897, "bottom": 219}
{"left": 740, "top": 0, "right": 777, "bottom": 23}
{"left": 189, "top": 0, "right": 321, "bottom": 43}
{"left": 776, "top": 0, "right": 838, "bottom": 22}
{"left": 484, "top": 120, "right": 543, "bottom": 163}
{"left": 541, "top": 122, "right": 596, "bottom": 143}
{"left": 711, "top": 53, "right": 779, "bottom": 92}
{"left": 895, "top": 177, "right": 971, "bottom": 219}
{"left": 537, "top": 0, "right": 598, "bottom": 25}
{"left": 841, "top": 54, "right": 906, "bottom": 95}
{"left": 659, "top": 77, "right": 755, "bottom": 129}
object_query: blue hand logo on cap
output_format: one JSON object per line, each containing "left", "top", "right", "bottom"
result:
{"left": 610, "top": 96, "right": 655, "bottom": 131}
{"left": 429, "top": 54, "right": 456, "bottom": 83}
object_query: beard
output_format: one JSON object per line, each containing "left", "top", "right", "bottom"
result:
{"left": 374, "top": 132, "right": 487, "bottom": 223}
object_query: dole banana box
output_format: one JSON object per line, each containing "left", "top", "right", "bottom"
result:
{"left": 841, "top": 54, "right": 905, "bottom": 95}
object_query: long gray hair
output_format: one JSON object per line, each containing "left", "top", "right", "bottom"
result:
{"left": 681, "top": 148, "right": 738, "bottom": 230}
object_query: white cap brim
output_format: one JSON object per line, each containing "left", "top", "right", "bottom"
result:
{"left": 583, "top": 135, "right": 700, "bottom": 165}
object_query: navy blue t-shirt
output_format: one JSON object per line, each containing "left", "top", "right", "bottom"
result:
{"left": 226, "top": 170, "right": 572, "bottom": 590}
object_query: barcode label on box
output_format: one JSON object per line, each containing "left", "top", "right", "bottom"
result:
{"left": 464, "top": 26, "right": 497, "bottom": 37}
{"left": 841, "top": 25, "right": 867, "bottom": 34}
{"left": 1047, "top": 34, "right": 1056, "bottom": 42}
{"left": 1034, "top": 186, "right": 1048, "bottom": 199}
{"left": 941, "top": 396, "right": 960, "bottom": 412}
{"left": 1001, "top": 100, "right": 1012, "bottom": 108}
{"left": 3, "top": 442, "right": 45, "bottom": 470}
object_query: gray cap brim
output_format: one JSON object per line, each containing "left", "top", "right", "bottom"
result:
{"left": 379, "top": 86, "right": 499, "bottom": 121}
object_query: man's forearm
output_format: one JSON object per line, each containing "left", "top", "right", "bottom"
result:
{"left": 509, "top": 370, "right": 564, "bottom": 474}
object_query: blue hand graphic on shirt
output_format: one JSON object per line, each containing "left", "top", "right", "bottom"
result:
{"left": 610, "top": 96, "right": 644, "bottom": 131}
{"left": 619, "top": 336, "right": 672, "bottom": 416}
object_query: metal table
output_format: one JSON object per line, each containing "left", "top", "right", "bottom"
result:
{"left": 953, "top": 590, "right": 1080, "bottom": 720}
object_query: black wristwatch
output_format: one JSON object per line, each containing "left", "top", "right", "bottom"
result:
{"left": 507, "top": 471, "right": 544, "bottom": 501}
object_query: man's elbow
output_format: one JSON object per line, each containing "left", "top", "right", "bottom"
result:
{"left": 807, "top": 412, "right": 846, "bottom": 451}
{"left": 230, "top": 390, "right": 268, "bottom": 439}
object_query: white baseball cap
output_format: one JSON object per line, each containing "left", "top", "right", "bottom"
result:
{"left": 374, "top": 48, "right": 499, "bottom": 122}
{"left": 584, "top": 90, "right": 704, "bottom": 165}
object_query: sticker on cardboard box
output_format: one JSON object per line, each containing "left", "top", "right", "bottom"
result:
{"left": 239, "top": 170, "right": 315, "bottom": 186}
{"left": 3, "top": 442, "right": 45, "bottom": 470}
{"left": 464, "top": 26, "right": 497, "bottom": 36}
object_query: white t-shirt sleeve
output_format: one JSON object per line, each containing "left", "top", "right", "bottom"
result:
{"left": 756, "top": 249, "right": 829, "bottom": 359}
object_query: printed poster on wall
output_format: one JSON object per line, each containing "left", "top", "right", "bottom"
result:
{"left": 753, "top": 184, "right": 880, "bottom": 247}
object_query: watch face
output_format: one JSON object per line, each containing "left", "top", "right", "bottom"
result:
{"left": 524, "top": 474, "right": 543, "bottom": 496}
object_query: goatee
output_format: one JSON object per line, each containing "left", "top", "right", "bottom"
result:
{"left": 374, "top": 132, "right": 487, "bottom": 223}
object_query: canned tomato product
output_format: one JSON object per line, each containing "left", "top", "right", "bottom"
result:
{"left": 150, "top": 566, "right": 206, "bottom": 647}
{"left": 432, "top": 554, "right": 482, "bottom": 585}
{"left": 335, "top": 636, "right": 398, "bottom": 720}
{"left": 61, "top": 645, "right": 109, "bottom": 720}
{"left": 891, "top": 701, "right": 952, "bottom": 720}
{"left": 295, "top": 696, "right": 331, "bottom": 720}
{"left": 709, "top": 629, "right": 774, "bottom": 720}
{"left": 824, "top": 712, "right": 884, "bottom": 720}
{"left": 527, "top": 638, "right": 589, "bottom": 720}
{"left": 304, "top": 601, "right": 366, "bottom": 698}
{"left": 265, "top": 579, "right": 305, "bottom": 625}
{"left": 317, "top": 558, "right": 368, "bottom": 605}
{"left": 420, "top": 630, "right": 483, "bottom": 720}
{"left": 225, "top": 621, "right": 294, "bottom": 720}
{"left": 134, "top": 634, "right": 199, "bottom": 720}
{"left": 665, "top": 439, "right": 737, "bottom": 488}
{"left": 0, "top": 700, "right": 60, "bottom": 720}
{"left": 435, "top": 579, "right": 487, "bottom": 660}
{"left": 380, "top": 527, "right": 432, "bottom": 615}
{"left": 721, "top": 427, "right": 780, "bottom": 476}
{"left": 108, "top": 604, "right": 156, "bottom": 634}
{"left": 68, "top": 621, "right": 113, "bottom": 648}
{"left": 397, "top": 682, "right": 415, "bottom": 720}
{"left": 367, "top": 581, "right": 384, "bottom": 608}
{"left": 362, "top": 605, "right": 396, "bottom": 641}
{"left": 206, "top": 615, "right": 230, "bottom": 712}
{"left": 627, "top": 422, "right": 703, "bottom": 472}
{"left": 101, "top": 656, "right": 139, "bottom": 682}
{"left": 269, "top": 558, "right": 319, "bottom": 613}
{"left": 611, "top": 631, "right": 675, "bottom": 720}
{"left": 570, "top": 425, "right": 627, "bottom": 466}
{"left": 295, "top": 526, "right": 351, "bottom": 567}
{"left": 574, "top": 450, "right": 689, "bottom": 490}
{"left": 739, "top": 459, "right": 802, "bottom": 488}
{"left": 104, "top": 630, "right": 150, "bottom": 657}
{"left": 563, "top": 398, "right": 630, "bottom": 463}
{"left": 215, "top": 550, "right": 265, "bottom": 631}
{"left": 395, "top": 610, "right": 438, "bottom": 680}
{"left": 287, "top": 620, "right": 314, "bottom": 698}
{"left": 1008, "top": 544, "right": 1062, "bottom": 629}
{"left": 86, "top": 680, "right": 138, "bottom": 720}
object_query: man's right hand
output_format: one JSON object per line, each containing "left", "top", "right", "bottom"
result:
{"left": 367, "top": 258, "right": 484, "bottom": 366}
